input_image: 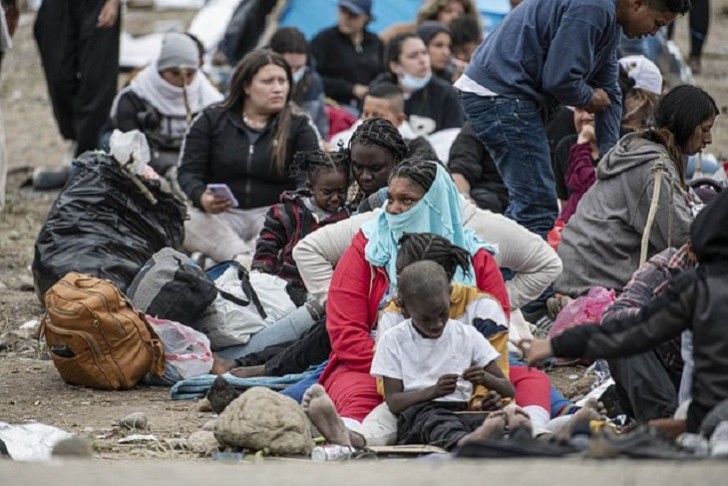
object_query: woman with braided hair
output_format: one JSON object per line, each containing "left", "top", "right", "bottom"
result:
{"left": 347, "top": 117, "right": 408, "bottom": 210}
{"left": 320, "top": 159, "right": 509, "bottom": 423}
{"left": 251, "top": 149, "right": 351, "bottom": 306}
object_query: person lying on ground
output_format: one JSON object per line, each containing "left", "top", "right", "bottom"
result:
{"left": 251, "top": 149, "right": 351, "bottom": 306}
{"left": 110, "top": 32, "right": 223, "bottom": 178}
{"left": 523, "top": 187, "right": 728, "bottom": 434}
{"left": 555, "top": 85, "right": 718, "bottom": 297}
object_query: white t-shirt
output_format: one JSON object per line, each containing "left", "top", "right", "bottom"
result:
{"left": 370, "top": 318, "right": 501, "bottom": 403}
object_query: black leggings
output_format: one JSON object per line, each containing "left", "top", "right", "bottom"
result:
{"left": 667, "top": 0, "right": 710, "bottom": 59}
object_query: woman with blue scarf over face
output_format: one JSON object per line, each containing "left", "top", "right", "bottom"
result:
{"left": 318, "top": 159, "right": 510, "bottom": 423}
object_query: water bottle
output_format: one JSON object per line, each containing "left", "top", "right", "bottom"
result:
{"left": 311, "top": 444, "right": 355, "bottom": 462}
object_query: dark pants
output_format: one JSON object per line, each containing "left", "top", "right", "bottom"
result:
{"left": 234, "top": 318, "right": 331, "bottom": 377}
{"left": 667, "top": 0, "right": 710, "bottom": 59}
{"left": 397, "top": 401, "right": 488, "bottom": 450}
{"left": 34, "top": 0, "right": 120, "bottom": 155}
{"left": 608, "top": 350, "right": 680, "bottom": 422}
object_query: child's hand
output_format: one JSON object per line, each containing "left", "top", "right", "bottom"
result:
{"left": 462, "top": 365, "right": 486, "bottom": 385}
{"left": 519, "top": 339, "right": 555, "bottom": 367}
{"left": 431, "top": 373, "right": 459, "bottom": 399}
{"left": 480, "top": 390, "right": 504, "bottom": 411}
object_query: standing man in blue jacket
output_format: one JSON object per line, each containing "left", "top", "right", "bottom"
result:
{"left": 457, "top": 0, "right": 691, "bottom": 238}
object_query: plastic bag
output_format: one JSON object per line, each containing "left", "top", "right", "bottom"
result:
{"left": 248, "top": 270, "right": 297, "bottom": 323}
{"left": 0, "top": 422, "right": 73, "bottom": 461}
{"left": 32, "top": 152, "right": 186, "bottom": 301}
{"left": 147, "top": 316, "right": 213, "bottom": 383}
{"left": 549, "top": 287, "right": 616, "bottom": 338}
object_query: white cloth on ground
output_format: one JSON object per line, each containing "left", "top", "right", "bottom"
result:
{"left": 371, "top": 319, "right": 500, "bottom": 403}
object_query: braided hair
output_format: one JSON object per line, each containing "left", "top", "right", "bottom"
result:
{"left": 291, "top": 148, "right": 351, "bottom": 186}
{"left": 388, "top": 158, "right": 438, "bottom": 193}
{"left": 349, "top": 117, "right": 408, "bottom": 164}
{"left": 396, "top": 233, "right": 472, "bottom": 282}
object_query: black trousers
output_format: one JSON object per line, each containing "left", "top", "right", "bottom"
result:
{"left": 235, "top": 318, "right": 332, "bottom": 377}
{"left": 34, "top": 0, "right": 120, "bottom": 155}
{"left": 608, "top": 350, "right": 681, "bottom": 422}
{"left": 667, "top": 0, "right": 710, "bottom": 58}
{"left": 397, "top": 402, "right": 488, "bottom": 450}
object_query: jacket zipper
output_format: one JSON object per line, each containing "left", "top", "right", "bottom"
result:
{"left": 246, "top": 143, "right": 254, "bottom": 208}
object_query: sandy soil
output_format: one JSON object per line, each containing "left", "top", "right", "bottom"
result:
{"left": 1, "top": 3, "right": 727, "bottom": 461}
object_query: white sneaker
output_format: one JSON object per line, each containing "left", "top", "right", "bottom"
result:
{"left": 709, "top": 421, "right": 728, "bottom": 458}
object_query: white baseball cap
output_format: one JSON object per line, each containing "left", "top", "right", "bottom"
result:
{"left": 618, "top": 55, "right": 663, "bottom": 96}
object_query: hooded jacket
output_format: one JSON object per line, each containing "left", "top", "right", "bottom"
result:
{"left": 555, "top": 133, "right": 694, "bottom": 297}
{"left": 551, "top": 189, "right": 728, "bottom": 432}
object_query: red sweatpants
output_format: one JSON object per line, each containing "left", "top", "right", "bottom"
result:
{"left": 510, "top": 365, "right": 551, "bottom": 411}
{"left": 322, "top": 367, "right": 382, "bottom": 422}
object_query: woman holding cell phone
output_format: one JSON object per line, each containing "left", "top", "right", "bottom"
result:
{"left": 178, "top": 49, "right": 321, "bottom": 266}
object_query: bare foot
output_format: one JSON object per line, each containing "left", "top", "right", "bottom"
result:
{"left": 553, "top": 399, "right": 602, "bottom": 442}
{"left": 210, "top": 354, "right": 237, "bottom": 375}
{"left": 504, "top": 404, "right": 533, "bottom": 437}
{"left": 229, "top": 365, "right": 266, "bottom": 379}
{"left": 457, "top": 410, "right": 507, "bottom": 447}
{"left": 302, "top": 384, "right": 353, "bottom": 447}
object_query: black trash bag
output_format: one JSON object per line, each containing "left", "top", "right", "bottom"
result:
{"left": 32, "top": 152, "right": 187, "bottom": 302}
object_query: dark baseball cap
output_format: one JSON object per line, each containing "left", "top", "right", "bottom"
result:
{"left": 339, "top": 0, "right": 372, "bottom": 16}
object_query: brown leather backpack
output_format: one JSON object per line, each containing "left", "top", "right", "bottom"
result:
{"left": 38, "top": 273, "right": 165, "bottom": 390}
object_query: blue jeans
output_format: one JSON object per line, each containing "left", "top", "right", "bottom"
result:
{"left": 215, "top": 305, "right": 316, "bottom": 360}
{"left": 460, "top": 92, "right": 558, "bottom": 238}
{"left": 280, "top": 361, "right": 327, "bottom": 403}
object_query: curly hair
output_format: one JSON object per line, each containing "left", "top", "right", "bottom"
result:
{"left": 291, "top": 148, "right": 351, "bottom": 185}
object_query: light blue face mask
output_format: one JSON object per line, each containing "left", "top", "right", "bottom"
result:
{"left": 292, "top": 67, "right": 306, "bottom": 85}
{"left": 400, "top": 71, "right": 432, "bottom": 91}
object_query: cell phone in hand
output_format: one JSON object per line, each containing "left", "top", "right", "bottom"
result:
{"left": 206, "top": 183, "right": 239, "bottom": 208}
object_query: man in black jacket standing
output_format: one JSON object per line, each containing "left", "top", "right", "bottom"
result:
{"left": 311, "top": 0, "right": 383, "bottom": 114}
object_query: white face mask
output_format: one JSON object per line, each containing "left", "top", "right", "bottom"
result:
{"left": 292, "top": 67, "right": 306, "bottom": 85}
{"left": 400, "top": 71, "right": 432, "bottom": 91}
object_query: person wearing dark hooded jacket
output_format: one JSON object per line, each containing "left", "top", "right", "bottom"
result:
{"left": 111, "top": 33, "right": 223, "bottom": 176}
{"left": 555, "top": 85, "right": 718, "bottom": 297}
{"left": 524, "top": 186, "right": 728, "bottom": 434}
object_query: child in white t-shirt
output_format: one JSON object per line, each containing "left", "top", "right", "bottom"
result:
{"left": 371, "top": 260, "right": 515, "bottom": 449}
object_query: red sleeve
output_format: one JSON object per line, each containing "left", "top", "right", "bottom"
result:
{"left": 565, "top": 142, "right": 597, "bottom": 195}
{"left": 325, "top": 232, "right": 376, "bottom": 373}
{"left": 473, "top": 249, "right": 510, "bottom": 318}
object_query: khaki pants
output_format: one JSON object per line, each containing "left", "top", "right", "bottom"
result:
{"left": 183, "top": 206, "right": 268, "bottom": 263}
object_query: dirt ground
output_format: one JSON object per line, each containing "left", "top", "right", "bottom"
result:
{"left": 1, "top": 3, "right": 728, "bottom": 462}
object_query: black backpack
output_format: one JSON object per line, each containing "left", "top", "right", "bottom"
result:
{"left": 128, "top": 248, "right": 218, "bottom": 326}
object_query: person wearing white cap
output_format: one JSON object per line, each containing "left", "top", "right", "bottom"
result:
{"left": 109, "top": 33, "right": 223, "bottom": 177}
{"left": 619, "top": 54, "right": 664, "bottom": 131}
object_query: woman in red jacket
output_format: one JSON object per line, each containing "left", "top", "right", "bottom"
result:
{"left": 320, "top": 159, "right": 550, "bottom": 425}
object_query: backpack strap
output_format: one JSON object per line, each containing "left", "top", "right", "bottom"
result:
{"left": 640, "top": 160, "right": 665, "bottom": 266}
{"left": 210, "top": 262, "right": 268, "bottom": 319}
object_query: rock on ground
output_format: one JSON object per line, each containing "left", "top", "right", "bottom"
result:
{"left": 214, "top": 387, "right": 314, "bottom": 456}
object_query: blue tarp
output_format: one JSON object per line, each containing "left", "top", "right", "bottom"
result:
{"left": 278, "top": 0, "right": 512, "bottom": 39}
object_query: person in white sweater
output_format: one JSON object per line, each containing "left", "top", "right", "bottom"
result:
{"left": 293, "top": 196, "right": 562, "bottom": 312}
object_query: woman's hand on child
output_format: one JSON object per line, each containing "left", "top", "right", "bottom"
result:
{"left": 430, "top": 373, "right": 459, "bottom": 399}
{"left": 518, "top": 338, "right": 555, "bottom": 367}
{"left": 200, "top": 189, "right": 233, "bottom": 214}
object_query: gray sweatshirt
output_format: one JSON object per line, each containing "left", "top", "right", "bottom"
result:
{"left": 555, "top": 133, "right": 694, "bottom": 297}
